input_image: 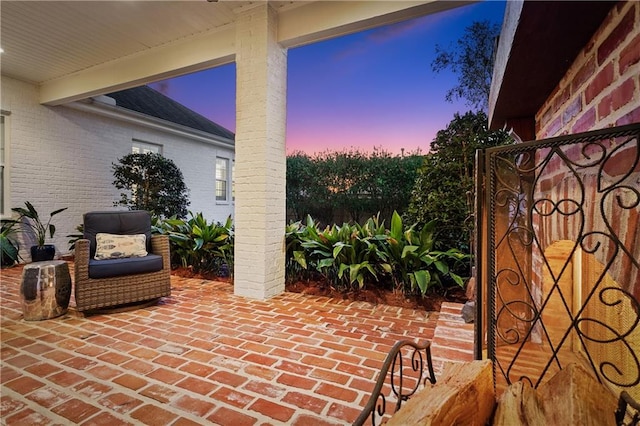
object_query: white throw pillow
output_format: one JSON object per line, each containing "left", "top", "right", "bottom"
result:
{"left": 94, "top": 233, "right": 148, "bottom": 260}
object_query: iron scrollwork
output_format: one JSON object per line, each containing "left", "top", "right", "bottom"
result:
{"left": 353, "top": 339, "right": 436, "bottom": 426}
{"left": 617, "top": 391, "right": 640, "bottom": 426}
{"left": 484, "top": 124, "right": 640, "bottom": 395}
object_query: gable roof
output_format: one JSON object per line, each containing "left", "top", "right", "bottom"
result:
{"left": 106, "top": 85, "right": 235, "bottom": 141}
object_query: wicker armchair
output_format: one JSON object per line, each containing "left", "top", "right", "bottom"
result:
{"left": 74, "top": 210, "right": 171, "bottom": 312}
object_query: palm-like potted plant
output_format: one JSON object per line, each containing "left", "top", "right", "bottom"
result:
{"left": 12, "top": 201, "right": 68, "bottom": 262}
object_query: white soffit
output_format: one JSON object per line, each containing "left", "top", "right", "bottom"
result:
{"left": 1, "top": 1, "right": 472, "bottom": 106}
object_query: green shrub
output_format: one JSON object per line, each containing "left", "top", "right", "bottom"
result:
{"left": 377, "top": 212, "right": 468, "bottom": 296}
{"left": 113, "top": 153, "right": 190, "bottom": 219}
{"left": 287, "top": 148, "right": 423, "bottom": 225}
{"left": 154, "top": 212, "right": 233, "bottom": 279}
{"left": 286, "top": 215, "right": 384, "bottom": 291}
{"left": 152, "top": 210, "right": 469, "bottom": 298}
{"left": 286, "top": 212, "right": 469, "bottom": 296}
{"left": 405, "top": 111, "right": 512, "bottom": 252}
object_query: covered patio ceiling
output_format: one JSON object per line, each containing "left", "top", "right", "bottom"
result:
{"left": 1, "top": 0, "right": 472, "bottom": 105}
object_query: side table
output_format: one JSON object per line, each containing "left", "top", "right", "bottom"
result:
{"left": 20, "top": 260, "right": 72, "bottom": 320}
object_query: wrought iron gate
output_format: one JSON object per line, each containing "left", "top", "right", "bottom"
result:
{"left": 476, "top": 123, "right": 640, "bottom": 401}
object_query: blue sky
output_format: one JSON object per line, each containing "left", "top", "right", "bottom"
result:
{"left": 150, "top": 1, "right": 506, "bottom": 155}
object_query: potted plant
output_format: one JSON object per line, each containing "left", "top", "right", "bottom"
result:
{"left": 0, "top": 218, "right": 21, "bottom": 267}
{"left": 12, "top": 201, "right": 68, "bottom": 262}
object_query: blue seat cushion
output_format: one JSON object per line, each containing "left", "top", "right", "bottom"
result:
{"left": 88, "top": 254, "right": 163, "bottom": 279}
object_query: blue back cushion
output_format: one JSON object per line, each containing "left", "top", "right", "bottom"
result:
{"left": 83, "top": 210, "right": 152, "bottom": 258}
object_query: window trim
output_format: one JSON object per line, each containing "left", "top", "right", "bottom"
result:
{"left": 132, "top": 139, "right": 162, "bottom": 155}
{"left": 1, "top": 112, "right": 11, "bottom": 218}
{"left": 215, "top": 157, "right": 230, "bottom": 204}
{"left": 231, "top": 160, "right": 235, "bottom": 203}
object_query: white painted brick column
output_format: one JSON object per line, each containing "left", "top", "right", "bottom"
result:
{"left": 234, "top": 4, "right": 287, "bottom": 299}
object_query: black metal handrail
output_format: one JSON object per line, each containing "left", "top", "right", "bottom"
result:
{"left": 617, "top": 391, "right": 640, "bottom": 426}
{"left": 353, "top": 339, "right": 437, "bottom": 426}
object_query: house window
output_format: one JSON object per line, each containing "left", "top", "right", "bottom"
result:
{"left": 1, "top": 113, "right": 10, "bottom": 217}
{"left": 132, "top": 140, "right": 161, "bottom": 154}
{"left": 216, "top": 157, "right": 229, "bottom": 202}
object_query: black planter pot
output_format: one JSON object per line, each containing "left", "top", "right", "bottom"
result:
{"left": 31, "top": 245, "right": 56, "bottom": 262}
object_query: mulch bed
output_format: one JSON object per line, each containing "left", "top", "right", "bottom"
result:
{"left": 285, "top": 279, "right": 467, "bottom": 312}
{"left": 171, "top": 266, "right": 467, "bottom": 312}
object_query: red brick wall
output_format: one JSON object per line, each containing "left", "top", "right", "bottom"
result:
{"left": 537, "top": 1, "right": 640, "bottom": 137}
{"left": 529, "top": 1, "right": 639, "bottom": 299}
{"left": 489, "top": 3, "right": 639, "bottom": 391}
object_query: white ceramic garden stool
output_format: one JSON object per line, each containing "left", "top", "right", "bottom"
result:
{"left": 20, "top": 260, "right": 72, "bottom": 321}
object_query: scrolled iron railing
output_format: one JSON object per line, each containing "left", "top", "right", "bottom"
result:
{"left": 617, "top": 391, "right": 640, "bottom": 426}
{"left": 479, "top": 122, "right": 640, "bottom": 399}
{"left": 353, "top": 339, "right": 436, "bottom": 426}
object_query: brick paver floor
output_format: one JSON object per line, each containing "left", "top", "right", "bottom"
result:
{"left": 1, "top": 263, "right": 471, "bottom": 425}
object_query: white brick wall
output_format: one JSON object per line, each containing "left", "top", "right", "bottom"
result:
{"left": 1, "top": 76, "right": 234, "bottom": 261}
{"left": 234, "top": 3, "right": 288, "bottom": 299}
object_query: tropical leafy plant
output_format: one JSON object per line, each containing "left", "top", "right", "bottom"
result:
{"left": 11, "top": 201, "right": 68, "bottom": 247}
{"left": 285, "top": 217, "right": 312, "bottom": 280}
{"left": 154, "top": 212, "right": 234, "bottom": 278}
{"left": 286, "top": 215, "right": 388, "bottom": 291}
{"left": 66, "top": 223, "right": 84, "bottom": 252}
{"left": 1, "top": 219, "right": 21, "bottom": 266}
{"left": 285, "top": 212, "right": 468, "bottom": 296}
{"left": 377, "top": 212, "right": 468, "bottom": 296}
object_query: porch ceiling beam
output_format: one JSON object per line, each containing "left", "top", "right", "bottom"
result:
{"left": 40, "top": 27, "right": 236, "bottom": 106}
{"left": 278, "top": 0, "right": 474, "bottom": 49}
{"left": 39, "top": 0, "right": 473, "bottom": 106}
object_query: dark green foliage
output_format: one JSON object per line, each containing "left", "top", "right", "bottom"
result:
{"left": 286, "top": 215, "right": 386, "bottom": 292}
{"left": 66, "top": 223, "right": 84, "bottom": 252}
{"left": 149, "top": 209, "right": 468, "bottom": 298}
{"left": 1, "top": 219, "right": 21, "bottom": 266}
{"left": 112, "top": 153, "right": 190, "bottom": 219}
{"left": 432, "top": 20, "right": 501, "bottom": 111}
{"left": 405, "top": 111, "right": 512, "bottom": 253}
{"left": 285, "top": 212, "right": 469, "bottom": 296}
{"left": 286, "top": 152, "right": 332, "bottom": 224}
{"left": 286, "top": 148, "right": 423, "bottom": 225}
{"left": 153, "top": 213, "right": 233, "bottom": 279}
{"left": 380, "top": 212, "right": 468, "bottom": 296}
{"left": 360, "top": 149, "right": 424, "bottom": 223}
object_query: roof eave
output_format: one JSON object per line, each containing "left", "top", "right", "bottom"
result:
{"left": 65, "top": 99, "right": 235, "bottom": 149}
{"left": 488, "top": 0, "right": 615, "bottom": 132}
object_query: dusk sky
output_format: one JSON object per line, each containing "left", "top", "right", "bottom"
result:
{"left": 150, "top": 1, "right": 506, "bottom": 156}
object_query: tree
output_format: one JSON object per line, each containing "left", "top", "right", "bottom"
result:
{"left": 112, "top": 153, "right": 190, "bottom": 219}
{"left": 285, "top": 148, "right": 423, "bottom": 225}
{"left": 286, "top": 152, "right": 333, "bottom": 224}
{"left": 363, "top": 148, "right": 423, "bottom": 221}
{"left": 320, "top": 149, "right": 369, "bottom": 223}
{"left": 432, "top": 20, "right": 500, "bottom": 111}
{"left": 405, "top": 111, "right": 512, "bottom": 252}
